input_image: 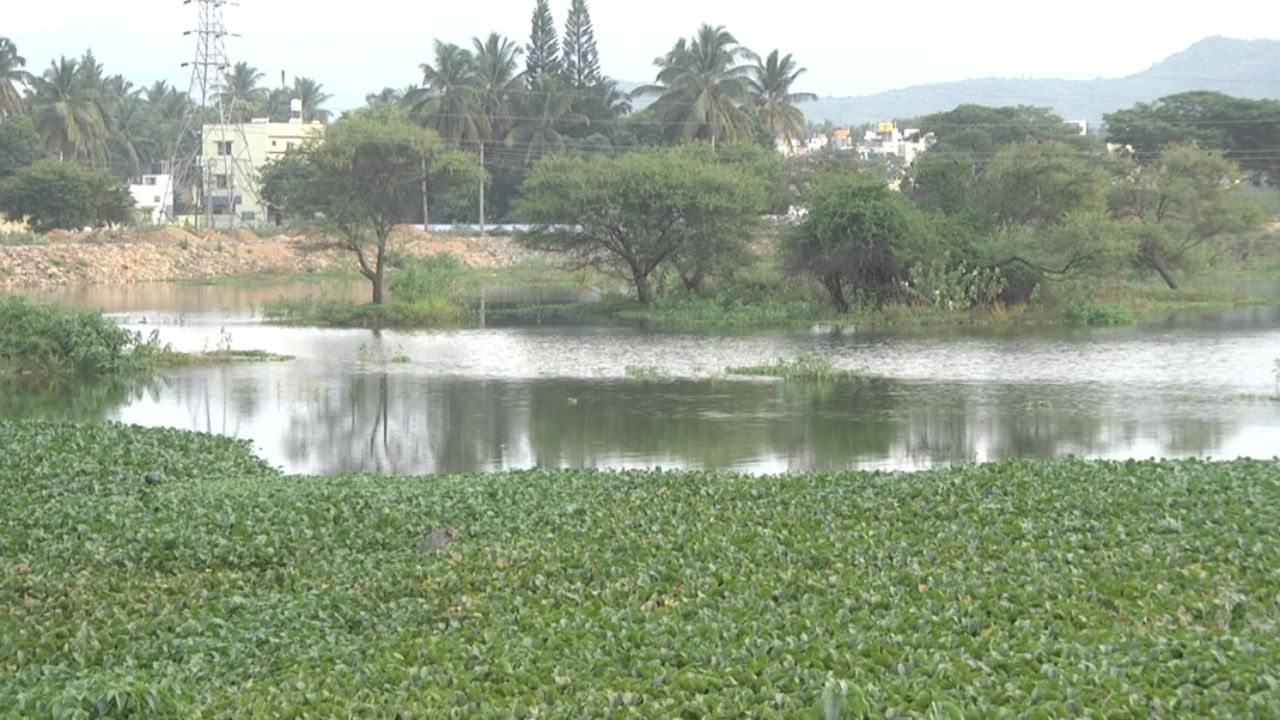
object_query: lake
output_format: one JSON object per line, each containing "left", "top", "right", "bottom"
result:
{"left": 7, "top": 280, "right": 1279, "bottom": 474}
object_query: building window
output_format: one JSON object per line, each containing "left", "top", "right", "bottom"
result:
{"left": 271, "top": 140, "right": 277, "bottom": 147}
{"left": 214, "top": 174, "right": 229, "bottom": 189}
{"left": 143, "top": 176, "right": 157, "bottom": 186}
{"left": 153, "top": 196, "right": 161, "bottom": 203}
{"left": 241, "top": 211, "right": 256, "bottom": 222}
{"left": 287, "top": 142, "right": 295, "bottom": 150}
{"left": 216, "top": 141, "right": 233, "bottom": 156}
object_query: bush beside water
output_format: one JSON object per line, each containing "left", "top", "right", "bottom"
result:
{"left": 0, "top": 295, "right": 166, "bottom": 376}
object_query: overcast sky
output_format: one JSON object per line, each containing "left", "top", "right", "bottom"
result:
{"left": 7, "top": 0, "right": 1278, "bottom": 111}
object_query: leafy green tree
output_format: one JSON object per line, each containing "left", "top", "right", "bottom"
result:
{"left": 981, "top": 140, "right": 1108, "bottom": 230}
{"left": 0, "top": 114, "right": 45, "bottom": 177}
{"left": 746, "top": 50, "right": 816, "bottom": 146}
{"left": 28, "top": 55, "right": 110, "bottom": 164}
{"left": 1109, "top": 143, "right": 1266, "bottom": 288}
{"left": 292, "top": 77, "right": 332, "bottom": 122}
{"left": 1105, "top": 91, "right": 1280, "bottom": 184}
{"left": 411, "top": 41, "right": 488, "bottom": 145}
{"left": 909, "top": 105, "right": 1097, "bottom": 210}
{"left": 561, "top": 0, "right": 601, "bottom": 90}
{"left": 0, "top": 37, "right": 35, "bottom": 118}
{"left": 0, "top": 158, "right": 133, "bottom": 232}
{"left": 637, "top": 25, "right": 754, "bottom": 148}
{"left": 260, "top": 114, "right": 478, "bottom": 304}
{"left": 516, "top": 146, "right": 767, "bottom": 303}
{"left": 785, "top": 170, "right": 930, "bottom": 312}
{"left": 525, "top": 0, "right": 561, "bottom": 86}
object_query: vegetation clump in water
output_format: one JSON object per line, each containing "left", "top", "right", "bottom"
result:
{"left": 726, "top": 353, "right": 854, "bottom": 381}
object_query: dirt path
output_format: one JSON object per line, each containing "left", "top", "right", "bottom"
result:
{"left": 0, "top": 226, "right": 531, "bottom": 289}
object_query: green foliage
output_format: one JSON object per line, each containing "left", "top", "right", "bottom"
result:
{"left": 387, "top": 251, "right": 464, "bottom": 304}
{"left": 560, "top": 0, "right": 601, "bottom": 90}
{"left": 1104, "top": 91, "right": 1280, "bottom": 184}
{"left": 0, "top": 158, "right": 133, "bottom": 233}
{"left": 620, "top": 292, "right": 820, "bottom": 330}
{"left": 4, "top": 419, "right": 1280, "bottom": 716}
{"left": 0, "top": 113, "right": 45, "bottom": 177}
{"left": 525, "top": 0, "right": 562, "bottom": 84}
{"left": 0, "top": 295, "right": 165, "bottom": 376}
{"left": 906, "top": 260, "right": 1006, "bottom": 309}
{"left": 517, "top": 144, "right": 767, "bottom": 303}
{"left": 785, "top": 169, "right": 931, "bottom": 312}
{"left": 262, "top": 295, "right": 462, "bottom": 328}
{"left": 981, "top": 140, "right": 1108, "bottom": 229}
{"left": 0, "top": 229, "right": 47, "bottom": 246}
{"left": 1062, "top": 300, "right": 1137, "bottom": 326}
{"left": 1110, "top": 144, "right": 1267, "bottom": 288}
{"left": 726, "top": 353, "right": 852, "bottom": 380}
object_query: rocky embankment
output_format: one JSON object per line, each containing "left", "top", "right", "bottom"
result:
{"left": 0, "top": 226, "right": 532, "bottom": 289}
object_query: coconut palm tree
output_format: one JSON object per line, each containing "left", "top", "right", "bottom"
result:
{"left": 292, "top": 77, "right": 332, "bottom": 122}
{"left": 572, "top": 77, "right": 631, "bottom": 138}
{"left": 0, "top": 37, "right": 35, "bottom": 118}
{"left": 747, "top": 49, "right": 816, "bottom": 146}
{"left": 634, "top": 24, "right": 754, "bottom": 148}
{"left": 470, "top": 32, "right": 524, "bottom": 145}
{"left": 505, "top": 75, "right": 583, "bottom": 164}
{"left": 143, "top": 80, "right": 194, "bottom": 171}
{"left": 221, "top": 62, "right": 266, "bottom": 120}
{"left": 28, "top": 56, "right": 110, "bottom": 164}
{"left": 262, "top": 87, "right": 292, "bottom": 122}
{"left": 107, "top": 90, "right": 151, "bottom": 177}
{"left": 410, "top": 41, "right": 488, "bottom": 145}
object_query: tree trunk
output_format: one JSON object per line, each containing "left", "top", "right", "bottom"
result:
{"left": 633, "top": 269, "right": 653, "bottom": 304}
{"left": 1143, "top": 252, "right": 1180, "bottom": 290}
{"left": 822, "top": 274, "right": 849, "bottom": 313}
{"left": 371, "top": 241, "right": 387, "bottom": 305}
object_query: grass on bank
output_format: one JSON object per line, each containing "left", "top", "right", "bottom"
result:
{"left": 3, "top": 418, "right": 1280, "bottom": 717}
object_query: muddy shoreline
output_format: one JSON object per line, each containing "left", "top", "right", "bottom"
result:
{"left": 0, "top": 226, "right": 528, "bottom": 289}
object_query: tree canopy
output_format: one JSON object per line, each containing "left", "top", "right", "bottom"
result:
{"left": 516, "top": 144, "right": 767, "bottom": 303}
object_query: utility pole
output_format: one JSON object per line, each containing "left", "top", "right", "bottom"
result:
{"left": 478, "top": 142, "right": 486, "bottom": 236}
{"left": 427, "top": 153, "right": 437, "bottom": 226}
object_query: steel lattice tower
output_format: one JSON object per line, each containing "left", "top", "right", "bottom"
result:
{"left": 166, "top": 0, "right": 254, "bottom": 228}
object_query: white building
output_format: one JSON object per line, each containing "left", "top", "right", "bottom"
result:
{"left": 858, "top": 122, "right": 934, "bottom": 165}
{"left": 128, "top": 171, "right": 174, "bottom": 225}
{"left": 199, "top": 114, "right": 324, "bottom": 226}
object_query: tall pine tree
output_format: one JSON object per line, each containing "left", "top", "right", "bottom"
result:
{"left": 561, "top": 0, "right": 601, "bottom": 90}
{"left": 525, "top": 0, "right": 561, "bottom": 87}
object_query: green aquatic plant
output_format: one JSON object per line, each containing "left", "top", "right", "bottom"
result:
{"left": 4, "top": 419, "right": 1280, "bottom": 716}
{"left": 727, "top": 353, "right": 854, "bottom": 381}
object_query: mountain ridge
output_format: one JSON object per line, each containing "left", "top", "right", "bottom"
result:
{"left": 798, "top": 36, "right": 1280, "bottom": 127}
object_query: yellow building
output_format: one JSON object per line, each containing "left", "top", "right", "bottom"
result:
{"left": 200, "top": 120, "right": 324, "bottom": 225}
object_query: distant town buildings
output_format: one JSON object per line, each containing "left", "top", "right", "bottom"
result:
{"left": 776, "top": 121, "right": 935, "bottom": 165}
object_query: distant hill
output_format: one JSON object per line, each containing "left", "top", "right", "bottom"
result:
{"left": 800, "top": 37, "right": 1280, "bottom": 128}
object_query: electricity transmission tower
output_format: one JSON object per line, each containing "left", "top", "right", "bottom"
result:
{"left": 166, "top": 0, "right": 255, "bottom": 229}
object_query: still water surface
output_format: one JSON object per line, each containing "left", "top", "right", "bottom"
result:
{"left": 9, "top": 281, "right": 1279, "bottom": 474}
